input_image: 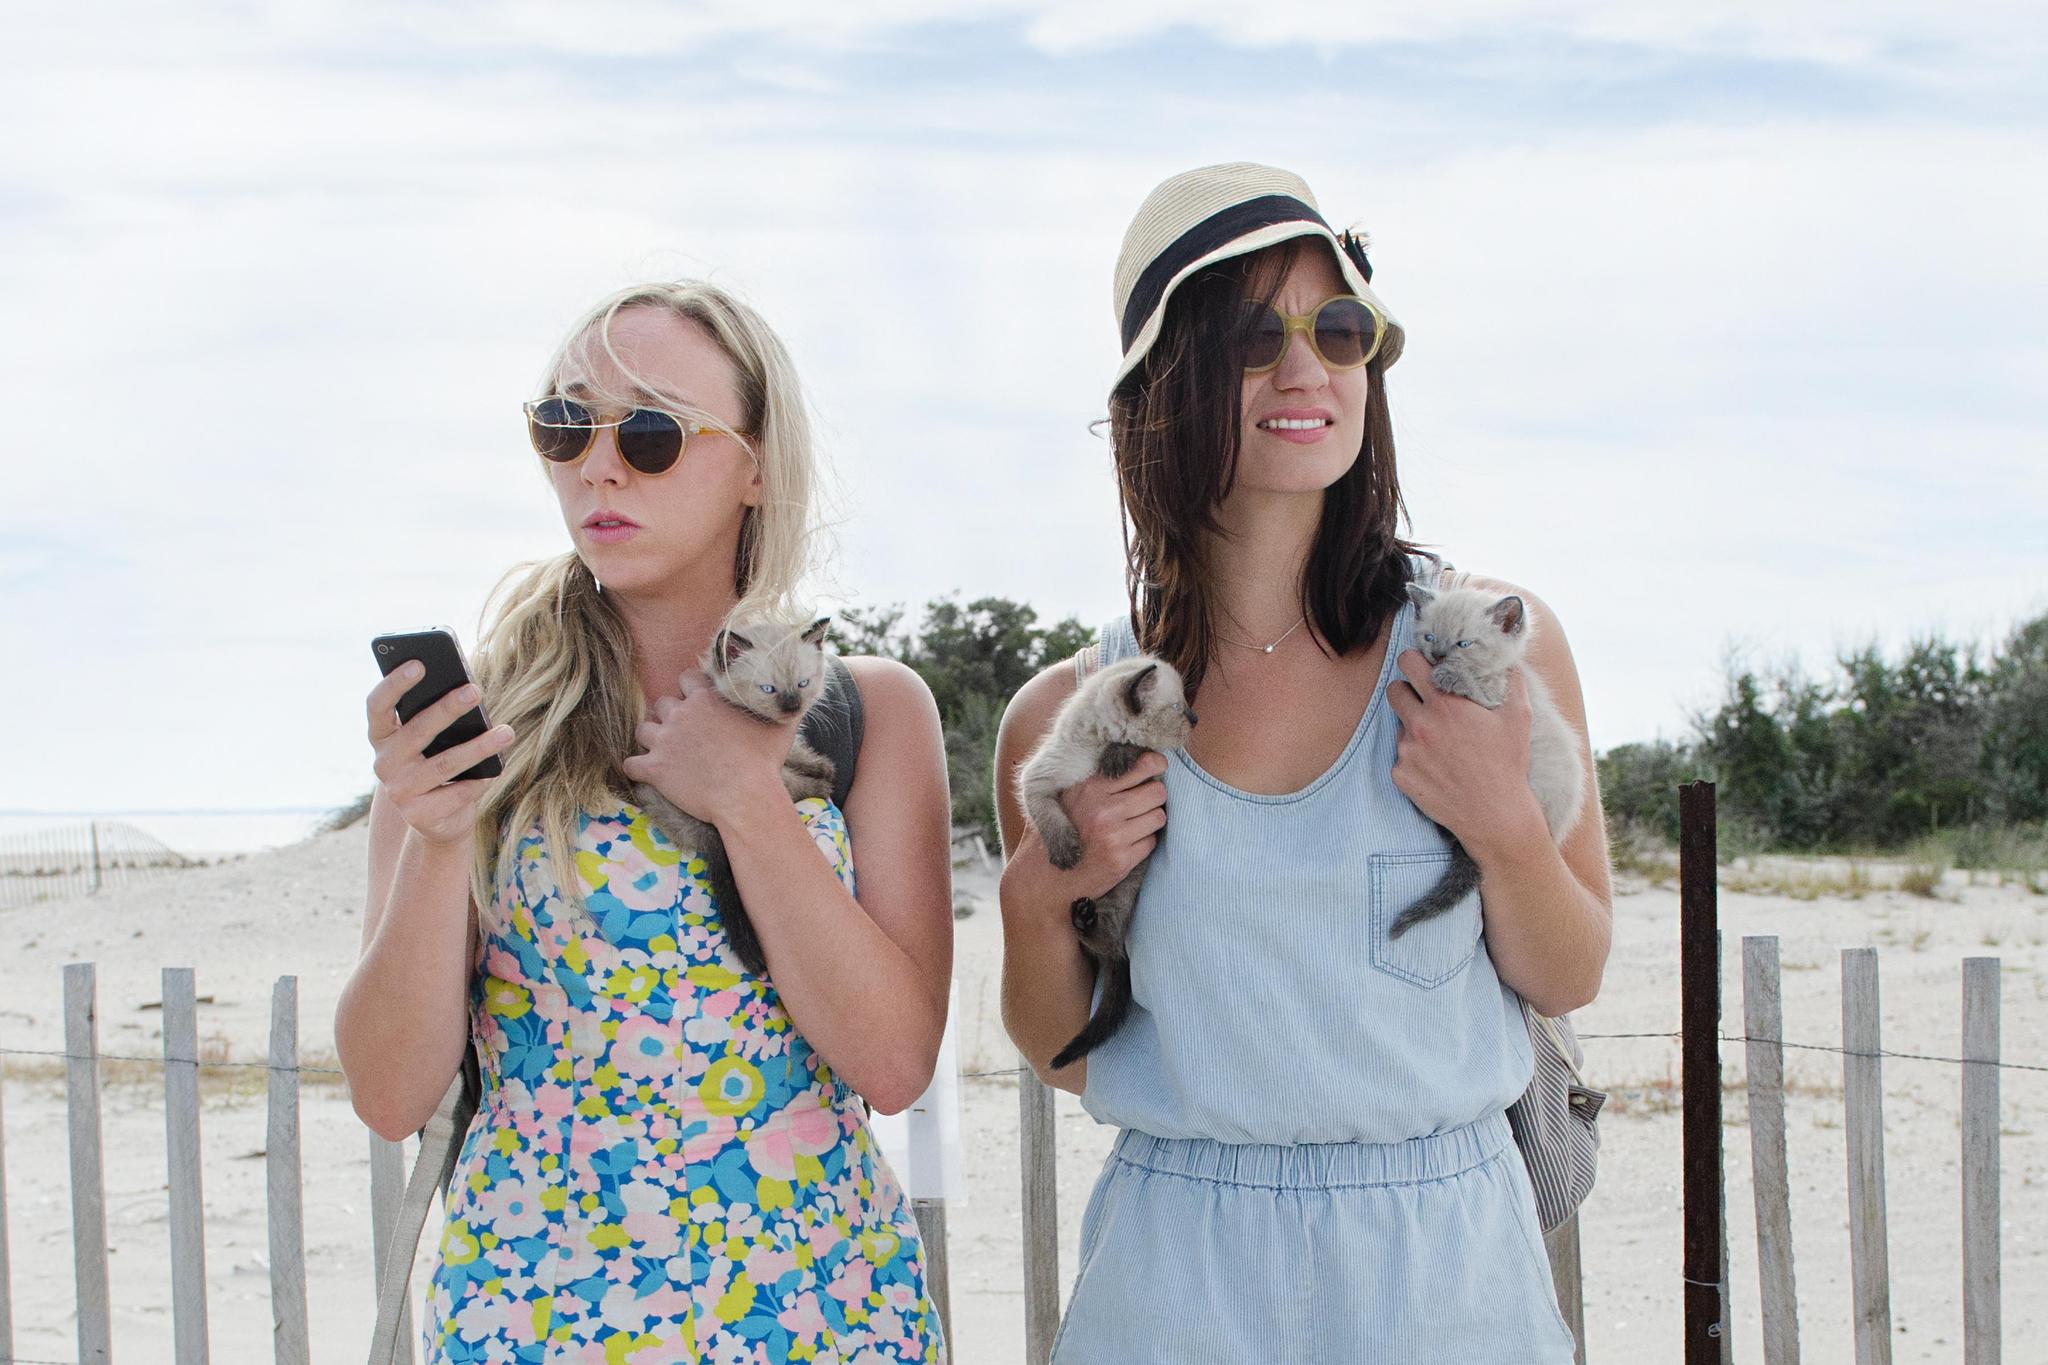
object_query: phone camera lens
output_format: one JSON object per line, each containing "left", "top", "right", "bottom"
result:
{"left": 377, "top": 643, "right": 389, "bottom": 655}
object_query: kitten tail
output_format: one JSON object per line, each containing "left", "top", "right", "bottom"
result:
{"left": 705, "top": 849, "right": 768, "bottom": 978}
{"left": 1050, "top": 956, "right": 1132, "bottom": 1071}
{"left": 1388, "top": 844, "right": 1481, "bottom": 938}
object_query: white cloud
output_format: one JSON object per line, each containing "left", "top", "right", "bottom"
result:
{"left": 2, "top": 8, "right": 2043, "bottom": 810}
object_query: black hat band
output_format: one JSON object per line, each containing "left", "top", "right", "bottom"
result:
{"left": 1119, "top": 193, "right": 1341, "bottom": 353}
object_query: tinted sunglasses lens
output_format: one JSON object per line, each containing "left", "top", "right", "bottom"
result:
{"left": 528, "top": 398, "right": 593, "bottom": 462}
{"left": 1244, "top": 304, "right": 1288, "bottom": 370}
{"left": 1313, "top": 299, "right": 1377, "bottom": 368}
{"left": 617, "top": 408, "right": 684, "bottom": 474}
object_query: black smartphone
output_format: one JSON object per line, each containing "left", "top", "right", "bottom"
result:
{"left": 370, "top": 628, "right": 503, "bottom": 782}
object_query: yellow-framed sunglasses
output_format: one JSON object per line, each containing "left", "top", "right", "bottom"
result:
{"left": 523, "top": 397, "right": 755, "bottom": 475}
{"left": 1243, "top": 294, "right": 1389, "bottom": 373}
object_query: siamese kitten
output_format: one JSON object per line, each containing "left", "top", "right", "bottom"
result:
{"left": 634, "top": 616, "right": 836, "bottom": 978}
{"left": 1391, "top": 585, "right": 1585, "bottom": 938}
{"left": 1019, "top": 656, "right": 1197, "bottom": 1069}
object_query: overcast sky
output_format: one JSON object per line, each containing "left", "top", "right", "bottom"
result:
{"left": 4, "top": 2, "right": 2044, "bottom": 814}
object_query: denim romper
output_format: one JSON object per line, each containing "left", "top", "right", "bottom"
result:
{"left": 1052, "top": 556, "right": 1578, "bottom": 1364}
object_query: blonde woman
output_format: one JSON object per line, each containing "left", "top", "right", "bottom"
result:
{"left": 337, "top": 283, "right": 951, "bottom": 1362}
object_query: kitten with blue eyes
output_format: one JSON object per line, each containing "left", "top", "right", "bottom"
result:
{"left": 1392, "top": 585, "right": 1586, "bottom": 938}
{"left": 633, "top": 616, "right": 836, "bottom": 978}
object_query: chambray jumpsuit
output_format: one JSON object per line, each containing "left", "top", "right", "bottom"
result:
{"left": 1051, "top": 555, "right": 1579, "bottom": 1364}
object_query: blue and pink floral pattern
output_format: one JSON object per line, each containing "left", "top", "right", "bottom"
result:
{"left": 422, "top": 799, "right": 943, "bottom": 1363}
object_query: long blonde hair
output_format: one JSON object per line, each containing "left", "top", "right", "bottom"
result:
{"left": 467, "top": 281, "right": 823, "bottom": 915}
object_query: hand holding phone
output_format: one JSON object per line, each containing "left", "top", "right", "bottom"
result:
{"left": 371, "top": 629, "right": 505, "bottom": 782}
{"left": 366, "top": 627, "right": 513, "bottom": 846}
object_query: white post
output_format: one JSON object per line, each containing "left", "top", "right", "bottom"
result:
{"left": 164, "top": 968, "right": 211, "bottom": 1363}
{"left": 268, "top": 976, "right": 309, "bottom": 1364}
{"left": 65, "top": 963, "right": 112, "bottom": 1363}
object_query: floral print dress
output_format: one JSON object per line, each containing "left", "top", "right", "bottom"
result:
{"left": 422, "top": 798, "right": 944, "bottom": 1364}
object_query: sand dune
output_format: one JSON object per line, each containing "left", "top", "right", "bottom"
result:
{"left": 1, "top": 827, "right": 2041, "bottom": 1362}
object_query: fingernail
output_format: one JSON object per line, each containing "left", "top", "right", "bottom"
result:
{"left": 405, "top": 662, "right": 425, "bottom": 679}
{"left": 460, "top": 684, "right": 480, "bottom": 702}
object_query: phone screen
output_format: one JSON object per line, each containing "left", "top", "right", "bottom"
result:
{"left": 371, "top": 629, "right": 503, "bottom": 782}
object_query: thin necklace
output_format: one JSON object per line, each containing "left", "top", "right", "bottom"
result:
{"left": 1216, "top": 612, "right": 1309, "bottom": 655}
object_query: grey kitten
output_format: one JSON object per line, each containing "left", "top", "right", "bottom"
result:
{"left": 1018, "top": 656, "right": 1197, "bottom": 1069}
{"left": 1391, "top": 585, "right": 1586, "bottom": 938}
{"left": 633, "top": 616, "right": 836, "bottom": 979}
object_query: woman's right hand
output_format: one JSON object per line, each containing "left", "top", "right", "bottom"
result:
{"left": 365, "top": 664, "right": 515, "bottom": 847}
{"left": 1050, "top": 750, "right": 1170, "bottom": 899}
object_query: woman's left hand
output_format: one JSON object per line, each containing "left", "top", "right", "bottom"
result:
{"left": 1386, "top": 650, "right": 1542, "bottom": 849}
{"left": 621, "top": 670, "right": 795, "bottom": 826}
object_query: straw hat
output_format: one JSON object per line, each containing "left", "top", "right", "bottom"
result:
{"left": 1111, "top": 162, "right": 1404, "bottom": 394}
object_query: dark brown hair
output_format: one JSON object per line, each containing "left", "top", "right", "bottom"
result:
{"left": 1108, "top": 238, "right": 1419, "bottom": 698}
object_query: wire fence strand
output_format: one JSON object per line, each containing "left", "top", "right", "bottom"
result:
{"left": 1575, "top": 1030, "right": 2048, "bottom": 1074}
{"left": 0, "top": 1045, "right": 345, "bottom": 1075}
{"left": 3, "top": 1030, "right": 2042, "bottom": 1081}
{"left": 954, "top": 1031, "right": 2048, "bottom": 1081}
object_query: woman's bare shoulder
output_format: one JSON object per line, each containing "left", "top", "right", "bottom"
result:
{"left": 839, "top": 654, "right": 940, "bottom": 728}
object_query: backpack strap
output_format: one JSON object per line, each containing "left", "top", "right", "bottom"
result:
{"left": 799, "top": 654, "right": 864, "bottom": 811}
{"left": 1075, "top": 604, "right": 1144, "bottom": 684}
{"left": 366, "top": 1051, "right": 479, "bottom": 1364}
{"left": 1405, "top": 548, "right": 1453, "bottom": 591}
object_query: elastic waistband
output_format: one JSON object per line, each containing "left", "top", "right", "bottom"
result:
{"left": 1109, "top": 1110, "right": 1512, "bottom": 1190}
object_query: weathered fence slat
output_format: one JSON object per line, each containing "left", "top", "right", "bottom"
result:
{"left": 65, "top": 962, "right": 113, "bottom": 1364}
{"left": 1544, "top": 1215, "right": 1586, "bottom": 1364}
{"left": 267, "top": 976, "right": 310, "bottom": 1365}
{"left": 0, "top": 1011, "right": 15, "bottom": 1361}
{"left": 1020, "top": 1064, "right": 1059, "bottom": 1365}
{"left": 912, "top": 1199, "right": 952, "bottom": 1347}
{"left": 164, "top": 968, "right": 211, "bottom": 1364}
{"left": 1841, "top": 948, "right": 1893, "bottom": 1365}
{"left": 368, "top": 1134, "right": 415, "bottom": 1364}
{"left": 1961, "top": 956, "right": 2001, "bottom": 1365}
{"left": 1744, "top": 935, "right": 1800, "bottom": 1365}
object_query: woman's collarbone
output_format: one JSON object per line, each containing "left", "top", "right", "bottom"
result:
{"left": 1183, "top": 645, "right": 1387, "bottom": 793}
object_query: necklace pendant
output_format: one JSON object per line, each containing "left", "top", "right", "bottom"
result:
{"left": 1263, "top": 643, "right": 1275, "bottom": 654}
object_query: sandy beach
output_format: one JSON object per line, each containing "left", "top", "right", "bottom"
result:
{"left": 1, "top": 826, "right": 2042, "bottom": 1363}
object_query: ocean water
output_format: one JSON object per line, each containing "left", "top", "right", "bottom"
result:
{"left": 0, "top": 808, "right": 336, "bottom": 860}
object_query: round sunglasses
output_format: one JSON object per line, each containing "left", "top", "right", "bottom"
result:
{"left": 523, "top": 397, "right": 755, "bottom": 476}
{"left": 1243, "top": 294, "right": 1388, "bottom": 373}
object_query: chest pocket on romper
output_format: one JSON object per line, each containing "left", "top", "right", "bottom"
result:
{"left": 1368, "top": 850, "right": 1484, "bottom": 988}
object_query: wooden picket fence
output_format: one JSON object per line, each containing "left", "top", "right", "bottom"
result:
{"left": 0, "top": 824, "right": 195, "bottom": 911}
{"left": 0, "top": 941, "right": 2018, "bottom": 1363}
{"left": 0, "top": 966, "right": 320, "bottom": 1365}
{"left": 1732, "top": 941, "right": 2006, "bottom": 1365}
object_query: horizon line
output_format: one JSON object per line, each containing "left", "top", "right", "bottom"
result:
{"left": 0, "top": 806, "right": 338, "bottom": 817}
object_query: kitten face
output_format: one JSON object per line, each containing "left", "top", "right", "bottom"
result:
{"left": 1406, "top": 585, "right": 1528, "bottom": 699}
{"left": 1090, "top": 656, "right": 1197, "bottom": 752}
{"left": 707, "top": 616, "right": 831, "bottom": 722}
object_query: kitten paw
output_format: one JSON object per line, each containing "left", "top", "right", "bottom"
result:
{"left": 1043, "top": 828, "right": 1084, "bottom": 871}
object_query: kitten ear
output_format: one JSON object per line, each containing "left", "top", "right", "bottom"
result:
{"left": 801, "top": 616, "right": 831, "bottom": 645}
{"left": 1488, "top": 596, "right": 1527, "bottom": 636}
{"left": 1406, "top": 584, "right": 1437, "bottom": 610}
{"left": 720, "top": 630, "right": 753, "bottom": 668}
{"left": 1122, "top": 663, "right": 1160, "bottom": 715}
